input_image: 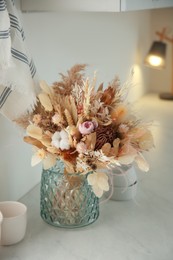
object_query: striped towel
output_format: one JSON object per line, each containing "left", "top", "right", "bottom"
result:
{"left": 0, "top": 0, "right": 38, "bottom": 120}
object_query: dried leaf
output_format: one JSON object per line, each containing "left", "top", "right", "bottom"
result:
{"left": 53, "top": 64, "right": 87, "bottom": 95}
{"left": 24, "top": 136, "right": 45, "bottom": 149}
{"left": 69, "top": 96, "right": 78, "bottom": 124}
{"left": 39, "top": 80, "right": 52, "bottom": 95}
{"left": 40, "top": 134, "right": 51, "bottom": 147}
{"left": 31, "top": 152, "right": 43, "bottom": 167}
{"left": 84, "top": 132, "right": 96, "bottom": 150}
{"left": 101, "top": 143, "right": 111, "bottom": 156}
{"left": 100, "top": 86, "right": 116, "bottom": 105}
{"left": 47, "top": 146, "right": 59, "bottom": 154}
{"left": 118, "top": 154, "right": 136, "bottom": 165}
{"left": 38, "top": 93, "right": 53, "bottom": 112}
{"left": 135, "top": 153, "right": 149, "bottom": 172}
{"left": 43, "top": 153, "right": 57, "bottom": 170}
{"left": 26, "top": 125, "right": 42, "bottom": 140}
{"left": 64, "top": 161, "right": 75, "bottom": 173}
{"left": 112, "top": 138, "right": 120, "bottom": 156}
{"left": 97, "top": 82, "right": 104, "bottom": 92}
{"left": 64, "top": 109, "right": 74, "bottom": 126}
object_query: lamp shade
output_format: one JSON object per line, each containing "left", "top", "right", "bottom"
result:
{"left": 144, "top": 41, "right": 166, "bottom": 69}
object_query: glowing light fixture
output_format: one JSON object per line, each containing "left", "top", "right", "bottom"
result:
{"left": 144, "top": 28, "right": 173, "bottom": 100}
{"left": 145, "top": 41, "right": 166, "bottom": 69}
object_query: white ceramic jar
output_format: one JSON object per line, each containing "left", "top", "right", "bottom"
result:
{"left": 108, "top": 165, "right": 137, "bottom": 201}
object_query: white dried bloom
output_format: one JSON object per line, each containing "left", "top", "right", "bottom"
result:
{"left": 51, "top": 130, "right": 70, "bottom": 150}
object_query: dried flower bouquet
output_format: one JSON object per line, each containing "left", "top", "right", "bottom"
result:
{"left": 16, "top": 64, "right": 154, "bottom": 198}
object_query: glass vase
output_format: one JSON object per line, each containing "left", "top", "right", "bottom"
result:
{"left": 40, "top": 160, "right": 99, "bottom": 228}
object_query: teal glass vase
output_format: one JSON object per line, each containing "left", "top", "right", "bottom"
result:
{"left": 40, "top": 160, "right": 99, "bottom": 228}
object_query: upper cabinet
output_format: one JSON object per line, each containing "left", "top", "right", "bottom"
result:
{"left": 21, "top": 0, "right": 173, "bottom": 12}
{"left": 121, "top": 0, "right": 173, "bottom": 11}
{"left": 21, "top": 0, "right": 120, "bottom": 12}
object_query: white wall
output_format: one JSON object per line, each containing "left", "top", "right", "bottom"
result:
{"left": 0, "top": 8, "right": 152, "bottom": 201}
{"left": 149, "top": 8, "right": 173, "bottom": 93}
{"left": 0, "top": 115, "right": 41, "bottom": 201}
{"left": 22, "top": 10, "right": 151, "bottom": 101}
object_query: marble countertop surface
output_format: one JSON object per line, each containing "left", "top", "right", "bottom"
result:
{"left": 1, "top": 94, "right": 173, "bottom": 260}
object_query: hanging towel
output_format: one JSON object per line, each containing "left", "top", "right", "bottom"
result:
{"left": 0, "top": 0, "right": 38, "bottom": 120}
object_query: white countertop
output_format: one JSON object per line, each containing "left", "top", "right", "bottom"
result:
{"left": 1, "top": 94, "right": 173, "bottom": 260}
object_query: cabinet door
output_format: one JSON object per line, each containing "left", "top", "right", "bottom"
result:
{"left": 21, "top": 0, "right": 120, "bottom": 12}
{"left": 121, "top": 0, "right": 154, "bottom": 11}
{"left": 121, "top": 0, "right": 173, "bottom": 11}
{"left": 152, "top": 0, "right": 173, "bottom": 9}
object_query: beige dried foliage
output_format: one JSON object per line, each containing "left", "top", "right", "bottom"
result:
{"left": 83, "top": 132, "right": 96, "bottom": 150}
{"left": 101, "top": 143, "right": 111, "bottom": 156}
{"left": 64, "top": 161, "right": 75, "bottom": 173}
{"left": 100, "top": 86, "right": 116, "bottom": 106}
{"left": 39, "top": 80, "right": 53, "bottom": 96}
{"left": 111, "top": 105, "right": 128, "bottom": 124}
{"left": 53, "top": 64, "right": 86, "bottom": 95}
{"left": 26, "top": 125, "right": 42, "bottom": 140}
{"left": 95, "top": 161, "right": 106, "bottom": 169}
{"left": 38, "top": 93, "right": 53, "bottom": 112}
{"left": 64, "top": 109, "right": 74, "bottom": 126}
{"left": 109, "top": 138, "right": 120, "bottom": 156}
{"left": 67, "top": 132, "right": 74, "bottom": 148}
{"left": 47, "top": 146, "right": 59, "bottom": 154}
{"left": 14, "top": 113, "right": 32, "bottom": 129}
{"left": 40, "top": 134, "right": 51, "bottom": 147}
{"left": 83, "top": 78, "right": 93, "bottom": 117}
{"left": 64, "top": 96, "right": 78, "bottom": 124}
{"left": 69, "top": 125, "right": 81, "bottom": 140}
{"left": 69, "top": 96, "right": 78, "bottom": 124}
{"left": 23, "top": 136, "right": 45, "bottom": 149}
{"left": 97, "top": 82, "right": 104, "bottom": 92}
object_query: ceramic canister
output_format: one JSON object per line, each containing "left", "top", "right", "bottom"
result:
{"left": 110, "top": 165, "right": 137, "bottom": 201}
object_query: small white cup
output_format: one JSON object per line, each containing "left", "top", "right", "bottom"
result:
{"left": 0, "top": 201, "right": 27, "bottom": 246}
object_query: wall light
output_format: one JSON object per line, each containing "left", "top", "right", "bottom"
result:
{"left": 144, "top": 28, "right": 173, "bottom": 100}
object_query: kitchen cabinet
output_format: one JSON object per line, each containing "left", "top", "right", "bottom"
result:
{"left": 21, "top": 0, "right": 173, "bottom": 12}
{"left": 21, "top": 0, "right": 120, "bottom": 12}
{"left": 121, "top": 0, "right": 173, "bottom": 11}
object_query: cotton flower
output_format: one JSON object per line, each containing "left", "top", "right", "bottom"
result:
{"left": 79, "top": 121, "right": 95, "bottom": 135}
{"left": 87, "top": 172, "right": 109, "bottom": 198}
{"left": 51, "top": 130, "right": 70, "bottom": 150}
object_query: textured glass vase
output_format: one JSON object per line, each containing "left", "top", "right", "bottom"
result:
{"left": 40, "top": 160, "right": 99, "bottom": 228}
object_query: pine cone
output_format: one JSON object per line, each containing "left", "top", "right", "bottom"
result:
{"left": 95, "top": 125, "right": 117, "bottom": 150}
